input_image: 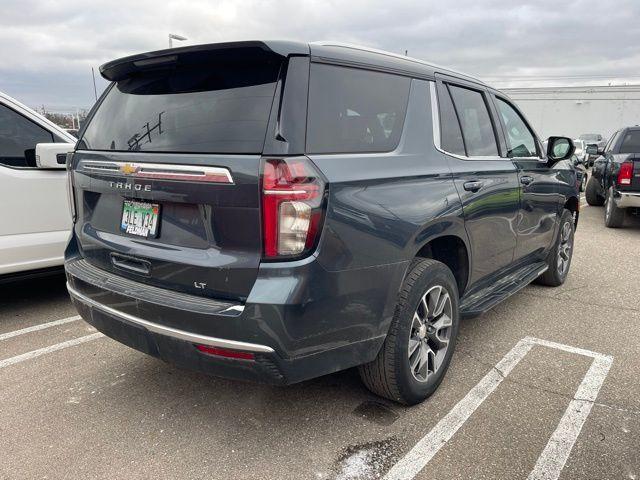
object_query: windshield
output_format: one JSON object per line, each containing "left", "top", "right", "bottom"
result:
{"left": 78, "top": 60, "right": 281, "bottom": 154}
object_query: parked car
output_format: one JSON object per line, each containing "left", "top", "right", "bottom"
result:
{"left": 64, "top": 41, "right": 579, "bottom": 405}
{"left": 585, "top": 126, "right": 640, "bottom": 227}
{"left": 0, "top": 91, "right": 76, "bottom": 281}
{"left": 579, "top": 133, "right": 607, "bottom": 167}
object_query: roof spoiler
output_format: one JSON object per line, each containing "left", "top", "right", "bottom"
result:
{"left": 99, "top": 40, "right": 309, "bottom": 82}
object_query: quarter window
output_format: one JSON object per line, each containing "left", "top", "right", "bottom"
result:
{"left": 495, "top": 98, "right": 538, "bottom": 158}
{"left": 0, "top": 104, "right": 54, "bottom": 167}
{"left": 448, "top": 85, "right": 499, "bottom": 157}
{"left": 306, "top": 64, "right": 411, "bottom": 154}
{"left": 438, "top": 85, "right": 465, "bottom": 156}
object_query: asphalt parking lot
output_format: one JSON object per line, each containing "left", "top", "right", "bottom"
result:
{"left": 2, "top": 196, "right": 639, "bottom": 480}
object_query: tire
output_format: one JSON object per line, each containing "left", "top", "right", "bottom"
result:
{"left": 585, "top": 176, "right": 604, "bottom": 206}
{"left": 580, "top": 173, "right": 587, "bottom": 192}
{"left": 604, "top": 187, "right": 625, "bottom": 228}
{"left": 358, "top": 258, "right": 460, "bottom": 405}
{"left": 536, "top": 209, "right": 574, "bottom": 287}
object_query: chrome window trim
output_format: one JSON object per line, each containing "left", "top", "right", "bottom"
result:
{"left": 429, "top": 82, "right": 505, "bottom": 162}
{"left": 67, "top": 283, "right": 275, "bottom": 354}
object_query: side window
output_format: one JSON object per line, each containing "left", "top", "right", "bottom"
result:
{"left": 495, "top": 97, "right": 538, "bottom": 158}
{"left": 306, "top": 64, "right": 411, "bottom": 154}
{"left": 605, "top": 131, "right": 619, "bottom": 153}
{"left": 437, "top": 85, "right": 465, "bottom": 156}
{"left": 0, "top": 103, "right": 53, "bottom": 167}
{"left": 448, "top": 85, "right": 499, "bottom": 157}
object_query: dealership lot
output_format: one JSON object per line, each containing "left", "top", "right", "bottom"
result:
{"left": 1, "top": 200, "right": 639, "bottom": 480}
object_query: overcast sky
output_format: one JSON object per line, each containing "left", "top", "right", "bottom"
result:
{"left": 2, "top": 0, "right": 639, "bottom": 112}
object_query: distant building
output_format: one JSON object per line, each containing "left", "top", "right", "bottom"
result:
{"left": 502, "top": 84, "right": 640, "bottom": 141}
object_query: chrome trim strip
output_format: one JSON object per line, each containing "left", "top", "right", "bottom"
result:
{"left": 263, "top": 189, "right": 308, "bottom": 195}
{"left": 67, "top": 283, "right": 274, "bottom": 353}
{"left": 79, "top": 160, "right": 234, "bottom": 184}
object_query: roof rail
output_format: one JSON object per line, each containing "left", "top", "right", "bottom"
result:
{"left": 310, "top": 41, "right": 484, "bottom": 85}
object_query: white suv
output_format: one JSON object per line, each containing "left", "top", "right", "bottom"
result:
{"left": 0, "top": 91, "right": 76, "bottom": 280}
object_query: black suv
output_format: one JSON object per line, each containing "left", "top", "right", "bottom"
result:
{"left": 585, "top": 126, "right": 640, "bottom": 227}
{"left": 65, "top": 41, "right": 579, "bottom": 405}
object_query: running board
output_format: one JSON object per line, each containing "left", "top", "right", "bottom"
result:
{"left": 460, "top": 262, "right": 548, "bottom": 318}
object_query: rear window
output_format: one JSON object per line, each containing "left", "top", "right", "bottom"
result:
{"left": 619, "top": 130, "right": 640, "bottom": 153}
{"left": 306, "top": 64, "right": 411, "bottom": 154}
{"left": 78, "top": 60, "right": 281, "bottom": 153}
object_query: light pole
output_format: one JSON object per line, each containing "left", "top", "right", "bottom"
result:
{"left": 168, "top": 33, "right": 187, "bottom": 48}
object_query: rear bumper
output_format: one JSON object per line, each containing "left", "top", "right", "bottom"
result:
{"left": 614, "top": 191, "right": 640, "bottom": 208}
{"left": 65, "top": 254, "right": 405, "bottom": 384}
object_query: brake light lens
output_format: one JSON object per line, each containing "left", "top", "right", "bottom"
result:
{"left": 261, "top": 157, "right": 326, "bottom": 258}
{"left": 618, "top": 162, "right": 633, "bottom": 186}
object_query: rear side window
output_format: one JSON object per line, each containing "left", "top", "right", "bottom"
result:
{"left": 619, "top": 130, "right": 640, "bottom": 153}
{"left": 78, "top": 60, "right": 281, "bottom": 153}
{"left": 448, "top": 85, "right": 499, "bottom": 157}
{"left": 0, "top": 103, "right": 54, "bottom": 167}
{"left": 306, "top": 64, "right": 411, "bottom": 154}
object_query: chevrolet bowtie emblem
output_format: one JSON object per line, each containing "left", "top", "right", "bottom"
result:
{"left": 120, "top": 163, "right": 138, "bottom": 175}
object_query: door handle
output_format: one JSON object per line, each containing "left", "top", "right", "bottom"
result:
{"left": 463, "top": 180, "right": 484, "bottom": 192}
{"left": 520, "top": 175, "right": 534, "bottom": 185}
{"left": 111, "top": 253, "right": 151, "bottom": 276}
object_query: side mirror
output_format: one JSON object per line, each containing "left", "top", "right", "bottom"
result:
{"left": 585, "top": 144, "right": 598, "bottom": 155}
{"left": 546, "top": 136, "right": 575, "bottom": 161}
{"left": 597, "top": 146, "right": 605, "bottom": 155}
{"left": 35, "top": 143, "right": 74, "bottom": 169}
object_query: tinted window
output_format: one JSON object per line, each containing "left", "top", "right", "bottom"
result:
{"left": 306, "top": 64, "right": 410, "bottom": 154}
{"left": 606, "top": 130, "right": 621, "bottom": 152}
{"left": 448, "top": 85, "right": 498, "bottom": 157}
{"left": 495, "top": 98, "right": 537, "bottom": 158}
{"left": 438, "top": 85, "right": 465, "bottom": 156}
{"left": 79, "top": 60, "right": 281, "bottom": 153}
{"left": 0, "top": 104, "right": 53, "bottom": 167}
{"left": 619, "top": 130, "right": 640, "bottom": 153}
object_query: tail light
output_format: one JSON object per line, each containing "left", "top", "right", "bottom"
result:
{"left": 618, "top": 162, "right": 633, "bottom": 186}
{"left": 261, "top": 157, "right": 326, "bottom": 258}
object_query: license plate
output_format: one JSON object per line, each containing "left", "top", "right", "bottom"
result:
{"left": 121, "top": 200, "right": 160, "bottom": 238}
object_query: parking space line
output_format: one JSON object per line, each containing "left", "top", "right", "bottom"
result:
{"left": 0, "top": 315, "right": 81, "bottom": 341}
{"left": 528, "top": 355, "right": 612, "bottom": 480}
{"left": 384, "top": 337, "right": 613, "bottom": 480}
{"left": 0, "top": 333, "right": 103, "bottom": 369}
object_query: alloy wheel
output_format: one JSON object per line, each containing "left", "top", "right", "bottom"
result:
{"left": 557, "top": 220, "right": 573, "bottom": 277}
{"left": 408, "top": 285, "right": 453, "bottom": 382}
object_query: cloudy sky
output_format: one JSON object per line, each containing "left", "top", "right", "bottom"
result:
{"left": 2, "top": 0, "right": 639, "bottom": 112}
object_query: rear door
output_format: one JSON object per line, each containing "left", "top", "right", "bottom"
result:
{"left": 435, "top": 76, "right": 519, "bottom": 285}
{"left": 70, "top": 47, "right": 288, "bottom": 301}
{"left": 491, "top": 94, "right": 560, "bottom": 263}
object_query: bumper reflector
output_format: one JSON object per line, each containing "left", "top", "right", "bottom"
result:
{"left": 195, "top": 344, "right": 255, "bottom": 360}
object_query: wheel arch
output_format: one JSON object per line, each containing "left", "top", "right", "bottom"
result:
{"left": 412, "top": 233, "right": 470, "bottom": 297}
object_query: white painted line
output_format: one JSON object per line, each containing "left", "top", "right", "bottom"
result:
{"left": 0, "top": 333, "right": 104, "bottom": 369}
{"left": 0, "top": 315, "right": 81, "bottom": 341}
{"left": 528, "top": 355, "right": 612, "bottom": 480}
{"left": 383, "top": 339, "right": 534, "bottom": 480}
{"left": 384, "top": 337, "right": 613, "bottom": 480}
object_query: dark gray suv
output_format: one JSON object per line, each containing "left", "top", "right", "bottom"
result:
{"left": 65, "top": 41, "right": 579, "bottom": 404}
